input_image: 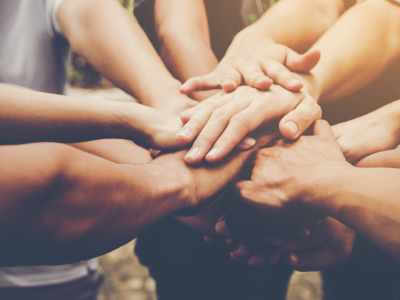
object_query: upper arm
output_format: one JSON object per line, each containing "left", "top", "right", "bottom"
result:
{"left": 0, "top": 143, "right": 70, "bottom": 231}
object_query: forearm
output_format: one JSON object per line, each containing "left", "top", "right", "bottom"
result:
{"left": 240, "top": 0, "right": 346, "bottom": 53}
{"left": 298, "top": 0, "right": 400, "bottom": 102}
{"left": 59, "top": 0, "right": 180, "bottom": 106}
{"left": 0, "top": 83, "right": 176, "bottom": 146}
{"left": 0, "top": 143, "right": 187, "bottom": 265}
{"left": 308, "top": 163, "right": 400, "bottom": 262}
{"left": 155, "top": 0, "right": 218, "bottom": 83}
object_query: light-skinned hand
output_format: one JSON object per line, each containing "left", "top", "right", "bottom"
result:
{"left": 176, "top": 85, "right": 321, "bottom": 165}
{"left": 179, "top": 33, "right": 320, "bottom": 94}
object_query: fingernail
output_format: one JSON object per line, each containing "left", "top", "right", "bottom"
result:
{"left": 289, "top": 252, "right": 299, "bottom": 264}
{"left": 269, "top": 237, "right": 282, "bottom": 246}
{"left": 215, "top": 220, "right": 231, "bottom": 236}
{"left": 289, "top": 79, "right": 302, "bottom": 87}
{"left": 285, "top": 121, "right": 298, "bottom": 136}
{"left": 301, "top": 227, "right": 310, "bottom": 238}
{"left": 207, "top": 147, "right": 218, "bottom": 157}
{"left": 177, "top": 127, "right": 191, "bottom": 137}
{"left": 239, "top": 137, "right": 256, "bottom": 148}
{"left": 185, "top": 146, "right": 199, "bottom": 160}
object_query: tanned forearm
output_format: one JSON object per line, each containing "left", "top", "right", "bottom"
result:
{"left": 239, "top": 0, "right": 349, "bottom": 53}
{"left": 297, "top": 0, "right": 400, "bottom": 102}
{"left": 58, "top": 0, "right": 183, "bottom": 108}
{"left": 305, "top": 161, "right": 400, "bottom": 263}
{"left": 0, "top": 143, "right": 187, "bottom": 265}
{"left": 155, "top": 0, "right": 218, "bottom": 83}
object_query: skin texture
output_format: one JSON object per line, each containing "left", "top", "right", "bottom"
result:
{"left": 0, "top": 128, "right": 276, "bottom": 266}
{"left": 176, "top": 85, "right": 321, "bottom": 165}
{"left": 228, "top": 120, "right": 400, "bottom": 263}
{"left": 174, "top": 0, "right": 400, "bottom": 165}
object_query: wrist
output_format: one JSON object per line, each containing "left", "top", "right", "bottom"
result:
{"left": 302, "top": 161, "right": 353, "bottom": 209}
{"left": 295, "top": 72, "right": 323, "bottom": 102}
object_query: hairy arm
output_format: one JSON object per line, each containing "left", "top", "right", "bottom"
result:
{"left": 298, "top": 0, "right": 400, "bottom": 102}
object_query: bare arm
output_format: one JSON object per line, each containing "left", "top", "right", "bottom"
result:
{"left": 298, "top": 0, "right": 400, "bottom": 102}
{"left": 0, "top": 83, "right": 182, "bottom": 148}
{"left": 58, "top": 0, "right": 196, "bottom": 112}
{"left": 155, "top": 0, "right": 218, "bottom": 84}
{"left": 0, "top": 143, "right": 187, "bottom": 265}
{"left": 0, "top": 131, "right": 273, "bottom": 265}
{"left": 180, "top": 0, "right": 349, "bottom": 93}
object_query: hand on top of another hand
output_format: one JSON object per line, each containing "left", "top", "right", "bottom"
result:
{"left": 151, "top": 129, "right": 280, "bottom": 216}
{"left": 179, "top": 33, "right": 320, "bottom": 94}
{"left": 176, "top": 85, "right": 321, "bottom": 165}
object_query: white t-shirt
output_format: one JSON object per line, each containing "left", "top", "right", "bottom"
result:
{"left": 0, "top": 0, "right": 99, "bottom": 288}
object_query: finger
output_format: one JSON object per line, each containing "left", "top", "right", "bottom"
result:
{"left": 221, "top": 68, "right": 242, "bottom": 92}
{"left": 313, "top": 119, "right": 334, "bottom": 139}
{"left": 176, "top": 95, "right": 232, "bottom": 146}
{"left": 180, "top": 91, "right": 227, "bottom": 124}
{"left": 261, "top": 58, "right": 303, "bottom": 91}
{"left": 205, "top": 101, "right": 267, "bottom": 163}
{"left": 236, "top": 60, "right": 273, "bottom": 90}
{"left": 234, "top": 244, "right": 251, "bottom": 259}
{"left": 180, "top": 73, "right": 221, "bottom": 94}
{"left": 288, "top": 249, "right": 338, "bottom": 271}
{"left": 236, "top": 136, "right": 257, "bottom": 150}
{"left": 185, "top": 97, "right": 252, "bottom": 164}
{"left": 215, "top": 213, "right": 249, "bottom": 236}
{"left": 248, "top": 251, "right": 266, "bottom": 267}
{"left": 286, "top": 48, "right": 321, "bottom": 72}
{"left": 279, "top": 95, "right": 322, "bottom": 140}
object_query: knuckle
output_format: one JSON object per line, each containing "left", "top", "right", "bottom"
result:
{"left": 211, "top": 108, "right": 231, "bottom": 123}
{"left": 230, "top": 115, "right": 250, "bottom": 133}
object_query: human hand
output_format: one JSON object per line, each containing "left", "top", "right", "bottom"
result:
{"left": 176, "top": 85, "right": 321, "bottom": 165}
{"left": 232, "top": 120, "right": 348, "bottom": 226}
{"left": 332, "top": 100, "right": 400, "bottom": 163}
{"left": 218, "top": 218, "right": 355, "bottom": 270}
{"left": 151, "top": 130, "right": 279, "bottom": 216}
{"left": 143, "top": 80, "right": 199, "bottom": 116}
{"left": 180, "top": 32, "right": 320, "bottom": 94}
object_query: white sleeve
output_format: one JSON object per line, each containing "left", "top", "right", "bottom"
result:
{"left": 45, "top": 0, "right": 67, "bottom": 37}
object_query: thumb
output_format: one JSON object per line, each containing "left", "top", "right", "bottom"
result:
{"left": 279, "top": 95, "right": 322, "bottom": 140}
{"left": 313, "top": 120, "right": 334, "bottom": 139}
{"left": 286, "top": 49, "right": 321, "bottom": 72}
